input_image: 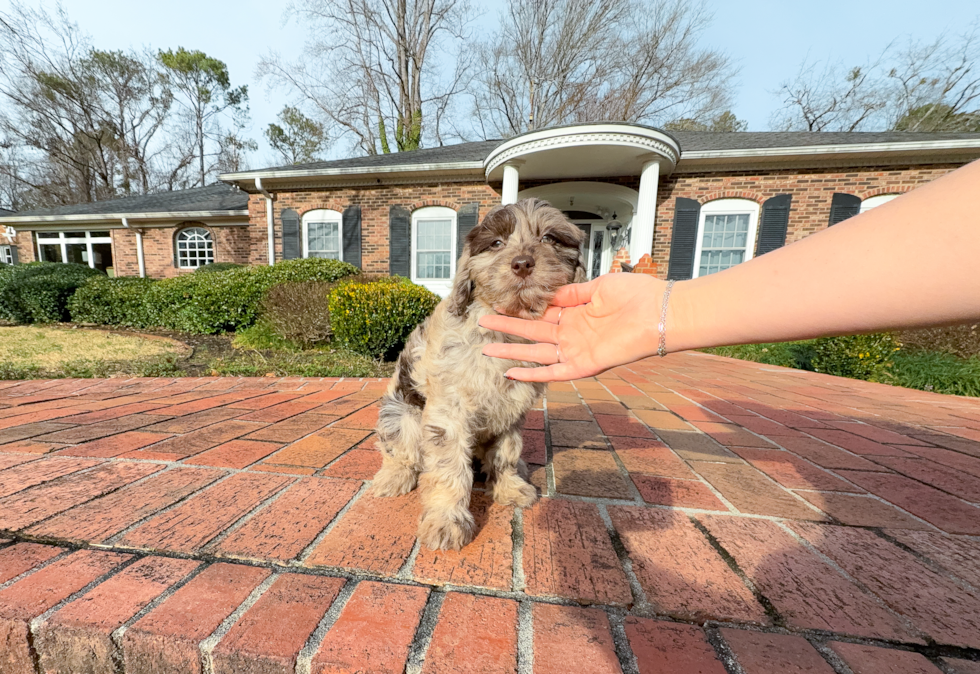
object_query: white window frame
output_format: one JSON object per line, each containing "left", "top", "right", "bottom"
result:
{"left": 411, "top": 206, "right": 457, "bottom": 297}
{"left": 860, "top": 194, "right": 899, "bottom": 213}
{"left": 35, "top": 230, "right": 113, "bottom": 269}
{"left": 0, "top": 245, "right": 12, "bottom": 264}
{"left": 175, "top": 227, "right": 214, "bottom": 269}
{"left": 301, "top": 209, "right": 344, "bottom": 260}
{"left": 692, "top": 198, "right": 761, "bottom": 279}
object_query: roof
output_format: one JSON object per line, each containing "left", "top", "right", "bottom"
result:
{"left": 223, "top": 129, "right": 980, "bottom": 180}
{"left": 0, "top": 183, "right": 249, "bottom": 220}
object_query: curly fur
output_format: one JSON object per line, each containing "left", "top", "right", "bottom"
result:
{"left": 372, "top": 198, "right": 586, "bottom": 550}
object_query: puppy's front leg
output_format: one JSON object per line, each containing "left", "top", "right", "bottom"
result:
{"left": 417, "top": 409, "right": 476, "bottom": 551}
{"left": 487, "top": 428, "right": 538, "bottom": 507}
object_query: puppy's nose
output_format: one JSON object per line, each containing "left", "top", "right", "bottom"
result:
{"left": 511, "top": 255, "right": 535, "bottom": 278}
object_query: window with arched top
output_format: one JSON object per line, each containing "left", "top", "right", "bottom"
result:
{"left": 860, "top": 194, "right": 900, "bottom": 213}
{"left": 692, "top": 198, "right": 761, "bottom": 278}
{"left": 302, "top": 209, "right": 343, "bottom": 260}
{"left": 175, "top": 227, "right": 214, "bottom": 269}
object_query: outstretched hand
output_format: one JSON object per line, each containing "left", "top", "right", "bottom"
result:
{"left": 479, "top": 273, "right": 670, "bottom": 382}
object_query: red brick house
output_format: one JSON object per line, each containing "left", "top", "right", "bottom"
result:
{"left": 3, "top": 123, "right": 979, "bottom": 294}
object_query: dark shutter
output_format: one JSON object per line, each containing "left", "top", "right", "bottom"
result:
{"left": 666, "top": 198, "right": 701, "bottom": 280}
{"left": 281, "top": 209, "right": 301, "bottom": 260}
{"left": 389, "top": 205, "right": 411, "bottom": 277}
{"left": 756, "top": 194, "right": 793, "bottom": 256}
{"left": 457, "top": 203, "right": 479, "bottom": 260}
{"left": 342, "top": 205, "right": 362, "bottom": 268}
{"left": 9, "top": 244, "right": 18, "bottom": 264}
{"left": 828, "top": 192, "right": 861, "bottom": 226}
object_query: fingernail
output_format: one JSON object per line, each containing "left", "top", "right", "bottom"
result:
{"left": 504, "top": 374, "right": 514, "bottom": 380}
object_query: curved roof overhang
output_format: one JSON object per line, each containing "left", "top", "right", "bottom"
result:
{"left": 484, "top": 123, "right": 680, "bottom": 182}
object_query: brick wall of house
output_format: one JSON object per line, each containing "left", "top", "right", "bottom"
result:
{"left": 651, "top": 164, "right": 961, "bottom": 277}
{"left": 246, "top": 182, "right": 502, "bottom": 273}
{"left": 11, "top": 231, "right": 35, "bottom": 263}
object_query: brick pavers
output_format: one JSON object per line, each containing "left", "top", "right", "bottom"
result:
{"left": 1, "top": 355, "right": 980, "bottom": 672}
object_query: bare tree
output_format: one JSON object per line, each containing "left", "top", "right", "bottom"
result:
{"left": 258, "top": 0, "right": 475, "bottom": 156}
{"left": 772, "top": 23, "right": 980, "bottom": 132}
{"left": 470, "top": 0, "right": 736, "bottom": 138}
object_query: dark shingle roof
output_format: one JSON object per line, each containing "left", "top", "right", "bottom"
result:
{"left": 254, "top": 140, "right": 501, "bottom": 173}
{"left": 669, "top": 131, "right": 980, "bottom": 152}
{"left": 0, "top": 183, "right": 248, "bottom": 219}
{"left": 232, "top": 129, "right": 980, "bottom": 176}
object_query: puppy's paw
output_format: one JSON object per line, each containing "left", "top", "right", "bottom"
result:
{"left": 371, "top": 465, "right": 417, "bottom": 497}
{"left": 418, "top": 511, "right": 475, "bottom": 551}
{"left": 493, "top": 476, "right": 538, "bottom": 508}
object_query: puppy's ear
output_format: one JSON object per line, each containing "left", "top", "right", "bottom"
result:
{"left": 446, "top": 249, "right": 473, "bottom": 317}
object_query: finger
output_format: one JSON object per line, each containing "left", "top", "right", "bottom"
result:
{"left": 538, "top": 305, "right": 563, "bottom": 324}
{"left": 504, "top": 362, "right": 588, "bottom": 383}
{"left": 549, "top": 279, "right": 599, "bottom": 307}
{"left": 483, "top": 342, "right": 559, "bottom": 364}
{"left": 478, "top": 315, "right": 559, "bottom": 343}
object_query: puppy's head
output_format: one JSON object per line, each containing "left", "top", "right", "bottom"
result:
{"left": 448, "top": 198, "right": 586, "bottom": 319}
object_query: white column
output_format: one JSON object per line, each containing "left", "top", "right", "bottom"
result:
{"left": 630, "top": 159, "right": 660, "bottom": 264}
{"left": 135, "top": 230, "right": 146, "bottom": 278}
{"left": 501, "top": 163, "right": 520, "bottom": 205}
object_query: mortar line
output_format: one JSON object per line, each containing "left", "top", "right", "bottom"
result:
{"left": 516, "top": 600, "right": 534, "bottom": 674}
{"left": 198, "top": 571, "right": 279, "bottom": 674}
{"left": 295, "top": 577, "right": 359, "bottom": 674}
{"left": 405, "top": 589, "right": 447, "bottom": 674}
{"left": 297, "top": 481, "right": 370, "bottom": 563}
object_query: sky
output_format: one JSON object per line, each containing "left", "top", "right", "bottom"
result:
{"left": 9, "top": 0, "right": 979, "bottom": 166}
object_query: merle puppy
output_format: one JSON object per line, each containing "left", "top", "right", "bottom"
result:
{"left": 371, "top": 198, "right": 586, "bottom": 550}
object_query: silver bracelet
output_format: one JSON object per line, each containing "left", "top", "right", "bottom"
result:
{"left": 657, "top": 280, "right": 675, "bottom": 358}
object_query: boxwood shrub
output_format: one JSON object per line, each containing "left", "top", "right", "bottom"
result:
{"left": 69, "top": 276, "right": 160, "bottom": 327}
{"left": 0, "top": 262, "right": 104, "bottom": 324}
{"left": 68, "top": 258, "right": 360, "bottom": 334}
{"left": 329, "top": 277, "right": 439, "bottom": 359}
{"left": 195, "top": 262, "right": 243, "bottom": 274}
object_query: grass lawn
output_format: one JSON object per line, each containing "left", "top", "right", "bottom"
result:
{"left": 703, "top": 341, "right": 980, "bottom": 397}
{"left": 0, "top": 323, "right": 394, "bottom": 380}
{"left": 0, "top": 326, "right": 186, "bottom": 378}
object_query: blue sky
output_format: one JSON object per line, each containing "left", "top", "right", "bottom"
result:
{"left": 18, "top": 0, "right": 980, "bottom": 164}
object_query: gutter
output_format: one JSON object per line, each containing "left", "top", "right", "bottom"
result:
{"left": 679, "top": 138, "right": 980, "bottom": 161}
{"left": 0, "top": 210, "right": 249, "bottom": 225}
{"left": 121, "top": 217, "right": 145, "bottom": 278}
{"left": 255, "top": 177, "right": 275, "bottom": 266}
{"left": 219, "top": 161, "right": 485, "bottom": 182}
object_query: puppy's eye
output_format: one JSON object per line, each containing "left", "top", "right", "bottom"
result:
{"left": 491, "top": 239, "right": 504, "bottom": 249}
{"left": 541, "top": 234, "right": 556, "bottom": 244}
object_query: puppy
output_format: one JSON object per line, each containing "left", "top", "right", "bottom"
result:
{"left": 371, "top": 198, "right": 586, "bottom": 550}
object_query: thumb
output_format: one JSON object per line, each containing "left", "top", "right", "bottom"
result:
{"left": 550, "top": 278, "right": 600, "bottom": 307}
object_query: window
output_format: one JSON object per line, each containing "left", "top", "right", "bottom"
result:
{"left": 692, "top": 199, "right": 760, "bottom": 278}
{"left": 176, "top": 227, "right": 214, "bottom": 268}
{"left": 0, "top": 245, "right": 12, "bottom": 264}
{"left": 35, "top": 230, "right": 113, "bottom": 272}
{"left": 860, "top": 194, "right": 899, "bottom": 213}
{"left": 411, "top": 206, "right": 457, "bottom": 295}
{"left": 302, "top": 209, "right": 343, "bottom": 260}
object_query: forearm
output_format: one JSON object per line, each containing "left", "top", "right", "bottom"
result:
{"left": 668, "top": 159, "right": 980, "bottom": 352}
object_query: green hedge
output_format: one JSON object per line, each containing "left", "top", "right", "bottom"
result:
{"left": 195, "top": 262, "right": 243, "bottom": 273}
{"left": 0, "top": 262, "right": 104, "bottom": 323}
{"left": 329, "top": 277, "right": 439, "bottom": 359}
{"left": 69, "top": 258, "right": 359, "bottom": 334}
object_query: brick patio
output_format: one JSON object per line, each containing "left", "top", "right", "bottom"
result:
{"left": 1, "top": 352, "right": 979, "bottom": 673}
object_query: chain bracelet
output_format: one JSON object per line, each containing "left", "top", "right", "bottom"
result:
{"left": 657, "top": 280, "right": 675, "bottom": 358}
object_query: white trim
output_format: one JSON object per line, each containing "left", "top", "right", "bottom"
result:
{"left": 485, "top": 124, "right": 680, "bottom": 177}
{"left": 680, "top": 139, "right": 980, "bottom": 161}
{"left": 410, "top": 206, "right": 457, "bottom": 297}
{"left": 691, "top": 198, "right": 761, "bottom": 279}
{"left": 860, "top": 194, "right": 900, "bottom": 213}
{"left": 0, "top": 210, "right": 249, "bottom": 225}
{"left": 0, "top": 245, "right": 12, "bottom": 265}
{"left": 301, "top": 209, "right": 344, "bottom": 261}
{"left": 220, "top": 162, "right": 484, "bottom": 182}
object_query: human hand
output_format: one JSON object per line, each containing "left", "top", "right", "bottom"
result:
{"left": 479, "top": 273, "right": 670, "bottom": 382}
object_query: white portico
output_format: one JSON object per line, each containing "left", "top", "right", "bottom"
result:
{"left": 483, "top": 123, "right": 680, "bottom": 269}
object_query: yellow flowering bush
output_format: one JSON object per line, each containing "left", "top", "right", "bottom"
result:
{"left": 329, "top": 277, "right": 439, "bottom": 360}
{"left": 810, "top": 333, "right": 902, "bottom": 381}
